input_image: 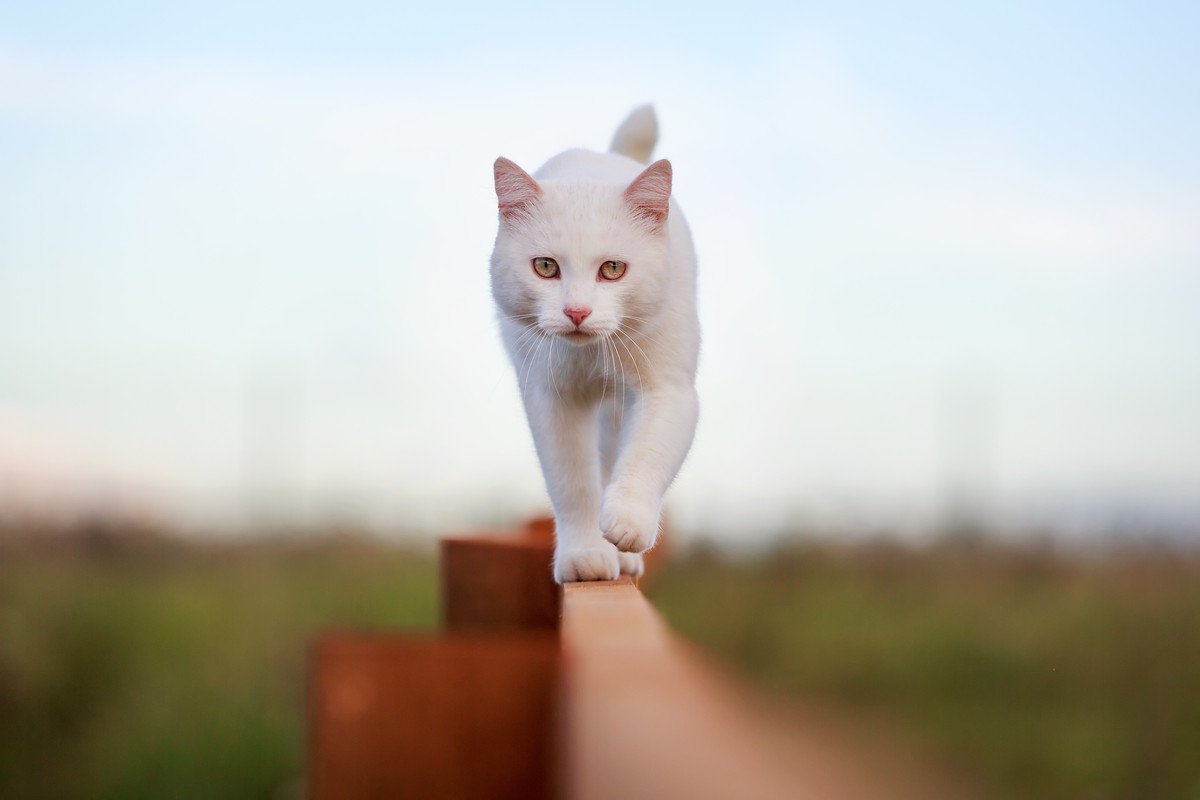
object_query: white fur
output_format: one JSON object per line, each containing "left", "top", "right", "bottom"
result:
{"left": 609, "top": 104, "right": 659, "bottom": 164}
{"left": 490, "top": 107, "right": 700, "bottom": 583}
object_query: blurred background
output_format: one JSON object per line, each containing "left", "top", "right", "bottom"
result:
{"left": 2, "top": 1, "right": 1198, "bottom": 798}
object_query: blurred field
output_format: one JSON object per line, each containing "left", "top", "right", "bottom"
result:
{"left": 0, "top": 525, "right": 438, "bottom": 799}
{"left": 651, "top": 539, "right": 1200, "bottom": 800}
{"left": 2, "top": 525, "right": 1199, "bottom": 799}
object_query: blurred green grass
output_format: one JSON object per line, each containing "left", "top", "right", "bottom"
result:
{"left": 2, "top": 528, "right": 1199, "bottom": 799}
{"left": 0, "top": 530, "right": 437, "bottom": 799}
{"left": 649, "top": 539, "right": 1200, "bottom": 800}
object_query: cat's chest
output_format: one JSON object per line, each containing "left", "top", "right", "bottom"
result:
{"left": 551, "top": 342, "right": 645, "bottom": 397}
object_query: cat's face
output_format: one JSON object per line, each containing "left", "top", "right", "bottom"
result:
{"left": 490, "top": 158, "right": 672, "bottom": 347}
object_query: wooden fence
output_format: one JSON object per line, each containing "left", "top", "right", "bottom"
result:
{"left": 307, "top": 518, "right": 905, "bottom": 799}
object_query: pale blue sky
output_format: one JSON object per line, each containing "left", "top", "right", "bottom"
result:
{"left": 2, "top": 2, "right": 1198, "bottom": 539}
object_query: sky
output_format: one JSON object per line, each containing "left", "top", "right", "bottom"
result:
{"left": 2, "top": 2, "right": 1198, "bottom": 541}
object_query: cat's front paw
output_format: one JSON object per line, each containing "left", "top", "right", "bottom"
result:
{"left": 618, "top": 552, "right": 645, "bottom": 577}
{"left": 600, "top": 494, "right": 661, "bottom": 553}
{"left": 554, "top": 540, "right": 621, "bottom": 583}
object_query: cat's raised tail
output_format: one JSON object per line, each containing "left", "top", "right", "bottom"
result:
{"left": 609, "top": 104, "right": 658, "bottom": 164}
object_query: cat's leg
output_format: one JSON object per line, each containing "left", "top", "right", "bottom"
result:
{"left": 599, "top": 399, "right": 645, "bottom": 576}
{"left": 598, "top": 397, "right": 622, "bottom": 487}
{"left": 524, "top": 388, "right": 620, "bottom": 582}
{"left": 600, "top": 383, "right": 698, "bottom": 553}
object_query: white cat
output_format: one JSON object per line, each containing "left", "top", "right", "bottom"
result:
{"left": 490, "top": 105, "right": 700, "bottom": 583}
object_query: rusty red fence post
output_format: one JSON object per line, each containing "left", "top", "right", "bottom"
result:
{"left": 309, "top": 531, "right": 563, "bottom": 799}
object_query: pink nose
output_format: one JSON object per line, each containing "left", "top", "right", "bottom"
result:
{"left": 564, "top": 307, "right": 591, "bottom": 327}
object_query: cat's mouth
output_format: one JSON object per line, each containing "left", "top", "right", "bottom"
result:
{"left": 555, "top": 328, "right": 605, "bottom": 345}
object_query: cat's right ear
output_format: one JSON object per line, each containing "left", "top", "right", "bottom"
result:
{"left": 494, "top": 157, "right": 542, "bottom": 223}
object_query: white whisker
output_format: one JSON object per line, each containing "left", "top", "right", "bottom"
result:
{"left": 515, "top": 333, "right": 537, "bottom": 394}
{"left": 513, "top": 319, "right": 544, "bottom": 345}
{"left": 613, "top": 329, "right": 644, "bottom": 394}
{"left": 546, "top": 333, "right": 563, "bottom": 403}
{"left": 521, "top": 330, "right": 547, "bottom": 399}
{"left": 598, "top": 333, "right": 609, "bottom": 410}
{"left": 610, "top": 332, "right": 628, "bottom": 411}
{"left": 513, "top": 326, "right": 540, "bottom": 351}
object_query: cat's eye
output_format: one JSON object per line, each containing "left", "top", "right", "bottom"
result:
{"left": 598, "top": 260, "right": 627, "bottom": 281}
{"left": 531, "top": 257, "right": 560, "bottom": 279}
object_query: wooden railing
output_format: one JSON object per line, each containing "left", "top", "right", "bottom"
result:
{"left": 307, "top": 519, "right": 899, "bottom": 799}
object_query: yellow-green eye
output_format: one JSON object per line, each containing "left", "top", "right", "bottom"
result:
{"left": 531, "top": 257, "right": 560, "bottom": 279}
{"left": 599, "top": 260, "right": 627, "bottom": 281}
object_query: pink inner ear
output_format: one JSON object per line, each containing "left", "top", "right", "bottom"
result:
{"left": 623, "top": 159, "right": 672, "bottom": 225}
{"left": 494, "top": 157, "right": 542, "bottom": 222}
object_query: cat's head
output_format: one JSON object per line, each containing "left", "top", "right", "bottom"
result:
{"left": 489, "top": 156, "right": 672, "bottom": 346}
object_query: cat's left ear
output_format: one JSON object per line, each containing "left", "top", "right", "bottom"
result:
{"left": 623, "top": 159, "right": 672, "bottom": 226}
{"left": 494, "top": 157, "right": 542, "bottom": 223}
